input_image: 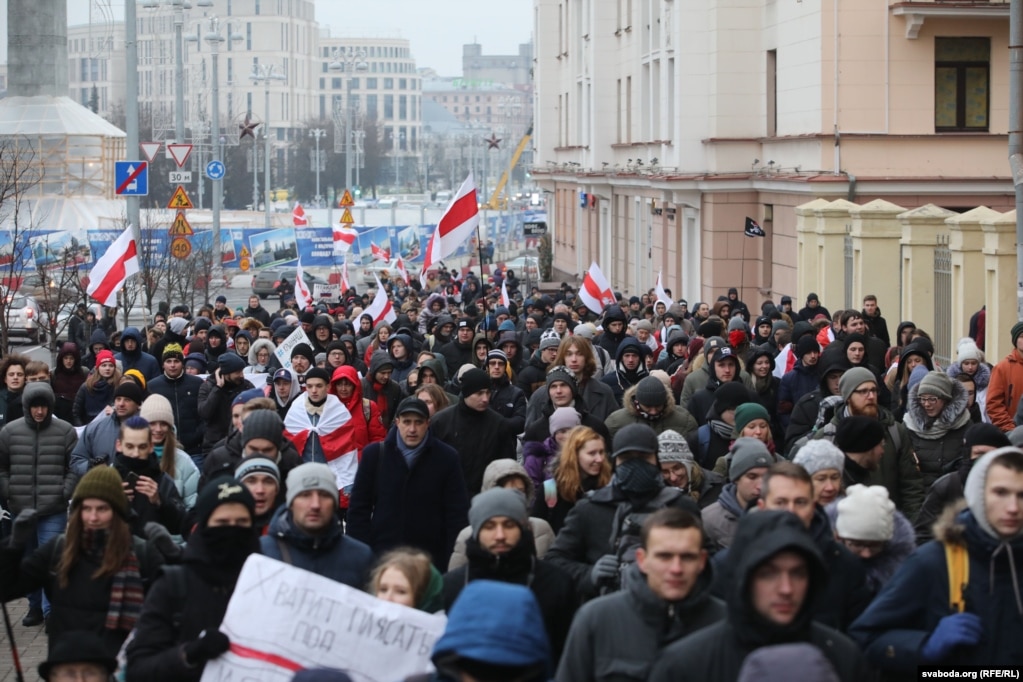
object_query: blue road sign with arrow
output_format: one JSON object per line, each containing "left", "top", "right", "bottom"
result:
{"left": 206, "top": 160, "right": 226, "bottom": 180}
{"left": 115, "top": 161, "right": 149, "bottom": 196}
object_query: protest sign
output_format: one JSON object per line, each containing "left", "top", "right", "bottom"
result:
{"left": 313, "top": 282, "right": 342, "bottom": 299}
{"left": 201, "top": 555, "right": 446, "bottom": 682}
{"left": 274, "top": 327, "right": 314, "bottom": 370}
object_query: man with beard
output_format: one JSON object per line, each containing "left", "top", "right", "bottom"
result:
{"left": 821, "top": 368, "right": 924, "bottom": 519}
{"left": 197, "top": 353, "right": 255, "bottom": 457}
{"left": 148, "top": 344, "right": 204, "bottom": 457}
{"left": 545, "top": 424, "right": 702, "bottom": 600}
{"left": 126, "top": 478, "right": 259, "bottom": 680}
{"left": 443, "top": 488, "right": 577, "bottom": 664}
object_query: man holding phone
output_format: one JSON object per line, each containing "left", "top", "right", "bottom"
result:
{"left": 197, "top": 353, "right": 254, "bottom": 457}
{"left": 113, "top": 415, "right": 186, "bottom": 537}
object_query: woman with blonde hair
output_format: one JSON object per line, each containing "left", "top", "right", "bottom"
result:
{"left": 534, "top": 425, "right": 611, "bottom": 534}
{"left": 369, "top": 548, "right": 444, "bottom": 612}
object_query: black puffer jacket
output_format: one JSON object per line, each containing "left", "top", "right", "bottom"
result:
{"left": 431, "top": 400, "right": 518, "bottom": 496}
{"left": 0, "top": 383, "right": 78, "bottom": 515}
{"left": 147, "top": 372, "right": 205, "bottom": 455}
{"left": 197, "top": 374, "right": 254, "bottom": 454}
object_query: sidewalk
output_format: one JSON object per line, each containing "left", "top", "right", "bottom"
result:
{"left": 0, "top": 599, "right": 48, "bottom": 682}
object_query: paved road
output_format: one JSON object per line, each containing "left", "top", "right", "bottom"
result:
{"left": 0, "top": 599, "right": 48, "bottom": 682}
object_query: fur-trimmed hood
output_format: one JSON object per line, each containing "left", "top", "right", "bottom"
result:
{"left": 622, "top": 381, "right": 677, "bottom": 417}
{"left": 903, "top": 376, "right": 971, "bottom": 439}
{"left": 946, "top": 360, "right": 991, "bottom": 391}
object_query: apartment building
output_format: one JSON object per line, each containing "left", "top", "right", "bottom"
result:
{"left": 532, "top": 0, "right": 1013, "bottom": 304}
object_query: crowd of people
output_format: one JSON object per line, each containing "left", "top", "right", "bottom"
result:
{"left": 1, "top": 271, "right": 1022, "bottom": 681}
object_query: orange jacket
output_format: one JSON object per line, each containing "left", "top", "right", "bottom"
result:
{"left": 985, "top": 349, "right": 1023, "bottom": 431}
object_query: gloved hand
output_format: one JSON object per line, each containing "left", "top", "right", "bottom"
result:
{"left": 589, "top": 555, "right": 619, "bottom": 588}
{"left": 144, "top": 522, "right": 182, "bottom": 562}
{"left": 9, "top": 509, "right": 38, "bottom": 550}
{"left": 921, "top": 613, "right": 983, "bottom": 662}
{"left": 183, "top": 630, "right": 231, "bottom": 666}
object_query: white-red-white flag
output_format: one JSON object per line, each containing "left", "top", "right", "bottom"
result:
{"left": 294, "top": 258, "right": 312, "bottom": 310}
{"left": 340, "top": 259, "right": 351, "bottom": 292}
{"left": 423, "top": 173, "right": 479, "bottom": 272}
{"left": 655, "top": 271, "right": 671, "bottom": 306}
{"left": 87, "top": 225, "right": 139, "bottom": 307}
{"left": 501, "top": 279, "right": 511, "bottom": 308}
{"left": 395, "top": 257, "right": 409, "bottom": 285}
{"left": 371, "top": 242, "right": 390, "bottom": 262}
{"left": 292, "top": 202, "right": 308, "bottom": 226}
{"left": 579, "top": 262, "right": 615, "bottom": 314}
{"left": 364, "top": 274, "right": 396, "bottom": 325}
{"left": 332, "top": 226, "right": 357, "bottom": 253}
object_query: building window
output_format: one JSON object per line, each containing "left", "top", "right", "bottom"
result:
{"left": 935, "top": 37, "right": 990, "bottom": 132}
{"left": 227, "top": 0, "right": 232, "bottom": 15}
{"left": 399, "top": 95, "right": 407, "bottom": 120}
{"left": 366, "top": 78, "right": 377, "bottom": 89}
{"left": 246, "top": 23, "right": 252, "bottom": 50}
{"left": 384, "top": 95, "right": 394, "bottom": 118}
{"left": 332, "top": 78, "right": 342, "bottom": 89}
{"left": 383, "top": 78, "right": 394, "bottom": 89}
{"left": 367, "top": 94, "right": 378, "bottom": 118}
{"left": 255, "top": 0, "right": 260, "bottom": 15}
{"left": 247, "top": 92, "right": 253, "bottom": 112}
{"left": 350, "top": 78, "right": 360, "bottom": 89}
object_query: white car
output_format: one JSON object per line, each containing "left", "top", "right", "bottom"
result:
{"left": 501, "top": 255, "right": 540, "bottom": 280}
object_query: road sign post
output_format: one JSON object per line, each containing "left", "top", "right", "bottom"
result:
{"left": 115, "top": 161, "right": 149, "bottom": 196}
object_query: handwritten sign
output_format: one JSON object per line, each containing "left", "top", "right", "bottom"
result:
{"left": 313, "top": 283, "right": 341, "bottom": 300}
{"left": 273, "top": 327, "right": 314, "bottom": 371}
{"left": 201, "top": 555, "right": 446, "bottom": 682}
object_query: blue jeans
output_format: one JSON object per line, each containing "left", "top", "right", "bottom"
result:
{"left": 24, "top": 511, "right": 68, "bottom": 615}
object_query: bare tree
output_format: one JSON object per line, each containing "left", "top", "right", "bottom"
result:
{"left": 0, "top": 138, "right": 44, "bottom": 350}
{"left": 136, "top": 211, "right": 174, "bottom": 315}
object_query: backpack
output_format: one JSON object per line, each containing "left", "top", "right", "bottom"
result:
{"left": 607, "top": 487, "right": 684, "bottom": 592}
{"left": 944, "top": 541, "right": 970, "bottom": 612}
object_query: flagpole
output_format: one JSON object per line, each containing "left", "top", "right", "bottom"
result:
{"left": 475, "top": 220, "right": 491, "bottom": 319}
{"left": 739, "top": 234, "right": 746, "bottom": 305}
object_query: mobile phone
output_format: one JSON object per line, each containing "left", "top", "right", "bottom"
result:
{"left": 126, "top": 472, "right": 140, "bottom": 489}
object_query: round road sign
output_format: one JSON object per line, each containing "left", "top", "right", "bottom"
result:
{"left": 240, "top": 257, "right": 251, "bottom": 271}
{"left": 171, "top": 237, "right": 192, "bottom": 259}
{"left": 205, "top": 160, "right": 226, "bottom": 180}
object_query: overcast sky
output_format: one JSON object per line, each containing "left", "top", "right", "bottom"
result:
{"left": 0, "top": 0, "right": 532, "bottom": 77}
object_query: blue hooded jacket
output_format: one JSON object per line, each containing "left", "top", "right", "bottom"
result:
{"left": 116, "top": 326, "right": 161, "bottom": 380}
{"left": 432, "top": 580, "right": 550, "bottom": 677}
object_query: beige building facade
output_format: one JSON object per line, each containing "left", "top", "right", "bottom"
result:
{"left": 532, "top": 0, "right": 1013, "bottom": 311}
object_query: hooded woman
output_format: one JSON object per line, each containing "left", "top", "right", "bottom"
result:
{"left": 244, "top": 338, "right": 277, "bottom": 375}
{"left": 126, "top": 477, "right": 259, "bottom": 681}
{"left": 52, "top": 342, "right": 89, "bottom": 424}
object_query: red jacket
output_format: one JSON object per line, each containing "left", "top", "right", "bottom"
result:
{"left": 986, "top": 349, "right": 1023, "bottom": 431}
{"left": 330, "top": 365, "right": 387, "bottom": 453}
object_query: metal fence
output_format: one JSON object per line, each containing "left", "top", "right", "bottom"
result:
{"left": 934, "top": 234, "right": 952, "bottom": 367}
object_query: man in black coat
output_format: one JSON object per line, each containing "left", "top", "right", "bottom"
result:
{"left": 347, "top": 397, "right": 469, "bottom": 570}
{"left": 431, "top": 369, "right": 519, "bottom": 496}
{"left": 147, "top": 343, "right": 204, "bottom": 457}
{"left": 443, "top": 487, "right": 576, "bottom": 666}
{"left": 437, "top": 318, "right": 476, "bottom": 378}
{"left": 196, "top": 353, "right": 254, "bottom": 458}
{"left": 485, "top": 349, "right": 527, "bottom": 434}
{"left": 649, "top": 511, "right": 869, "bottom": 682}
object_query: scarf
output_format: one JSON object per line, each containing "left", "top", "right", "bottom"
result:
{"left": 631, "top": 396, "right": 664, "bottom": 422}
{"left": 709, "top": 419, "right": 734, "bottom": 440}
{"left": 372, "top": 381, "right": 390, "bottom": 420}
{"left": 396, "top": 430, "right": 429, "bottom": 469}
{"left": 81, "top": 529, "right": 144, "bottom": 632}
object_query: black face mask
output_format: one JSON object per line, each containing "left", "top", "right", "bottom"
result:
{"left": 615, "top": 458, "right": 664, "bottom": 499}
{"left": 197, "top": 525, "right": 259, "bottom": 575}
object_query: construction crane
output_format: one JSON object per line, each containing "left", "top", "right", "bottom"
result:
{"left": 483, "top": 126, "right": 533, "bottom": 210}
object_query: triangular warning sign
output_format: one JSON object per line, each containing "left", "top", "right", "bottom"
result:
{"left": 240, "top": 245, "right": 251, "bottom": 258}
{"left": 167, "top": 185, "right": 194, "bottom": 210}
{"left": 339, "top": 208, "right": 355, "bottom": 224}
{"left": 140, "top": 142, "right": 161, "bottom": 163}
{"left": 167, "top": 143, "right": 193, "bottom": 168}
{"left": 339, "top": 189, "right": 355, "bottom": 208}
{"left": 169, "top": 211, "right": 194, "bottom": 235}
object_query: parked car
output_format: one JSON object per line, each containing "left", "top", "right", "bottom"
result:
{"left": 251, "top": 268, "right": 330, "bottom": 299}
{"left": 501, "top": 255, "right": 540, "bottom": 280}
{"left": 18, "top": 272, "right": 78, "bottom": 312}
{"left": 2, "top": 291, "right": 42, "bottom": 344}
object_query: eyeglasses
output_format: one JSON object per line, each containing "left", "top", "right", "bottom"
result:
{"left": 918, "top": 395, "right": 942, "bottom": 405}
{"left": 852, "top": 387, "right": 878, "bottom": 396}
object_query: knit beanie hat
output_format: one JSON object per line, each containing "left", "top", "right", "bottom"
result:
{"left": 956, "top": 340, "right": 982, "bottom": 363}
{"left": 545, "top": 366, "right": 578, "bottom": 396}
{"left": 235, "top": 456, "right": 281, "bottom": 485}
{"left": 727, "top": 316, "right": 747, "bottom": 332}
{"left": 218, "top": 350, "right": 246, "bottom": 374}
{"left": 460, "top": 368, "right": 492, "bottom": 397}
{"left": 72, "top": 466, "right": 129, "bottom": 519}
{"left": 285, "top": 462, "right": 340, "bottom": 508}
{"left": 162, "top": 342, "right": 185, "bottom": 361}
{"left": 963, "top": 423, "right": 1011, "bottom": 451}
{"left": 167, "top": 317, "right": 189, "bottom": 335}
{"left": 96, "top": 349, "right": 115, "bottom": 367}
{"left": 548, "top": 406, "right": 581, "bottom": 434}
{"left": 796, "top": 335, "right": 820, "bottom": 359}
{"left": 728, "top": 438, "right": 774, "bottom": 481}
{"left": 834, "top": 416, "right": 886, "bottom": 453}
{"left": 291, "top": 343, "right": 316, "bottom": 364}
{"left": 703, "top": 336, "right": 726, "bottom": 358}
{"left": 486, "top": 349, "right": 508, "bottom": 365}
{"left": 195, "top": 476, "right": 255, "bottom": 528}
{"left": 242, "top": 410, "right": 284, "bottom": 449}
{"left": 657, "top": 429, "right": 695, "bottom": 475}
{"left": 539, "top": 329, "right": 562, "bottom": 351}
{"left": 838, "top": 367, "right": 877, "bottom": 402}
{"left": 185, "top": 354, "right": 207, "bottom": 373}
{"left": 1012, "top": 322, "right": 1023, "bottom": 347}
{"left": 713, "top": 382, "right": 752, "bottom": 415}
{"left": 916, "top": 371, "right": 954, "bottom": 401}
{"left": 468, "top": 487, "right": 530, "bottom": 538}
{"left": 114, "top": 381, "right": 145, "bottom": 406}
{"left": 731, "top": 402, "right": 771, "bottom": 438}
{"left": 139, "top": 394, "right": 175, "bottom": 427}
{"left": 611, "top": 423, "right": 660, "bottom": 460}
{"left": 634, "top": 376, "right": 668, "bottom": 407}
{"left": 304, "top": 367, "right": 332, "bottom": 384}
{"left": 123, "top": 369, "right": 147, "bottom": 390}
{"left": 835, "top": 485, "right": 895, "bottom": 541}
{"left": 193, "top": 317, "right": 212, "bottom": 332}
{"left": 793, "top": 440, "right": 846, "bottom": 476}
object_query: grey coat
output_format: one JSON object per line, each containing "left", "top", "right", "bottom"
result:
{"left": 0, "top": 383, "right": 78, "bottom": 515}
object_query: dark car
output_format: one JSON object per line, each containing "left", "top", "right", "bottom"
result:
{"left": 251, "top": 268, "right": 330, "bottom": 299}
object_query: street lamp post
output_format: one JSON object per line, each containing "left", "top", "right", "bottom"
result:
{"left": 251, "top": 63, "right": 286, "bottom": 228}
{"left": 309, "top": 128, "right": 326, "bottom": 207}
{"left": 329, "top": 47, "right": 368, "bottom": 199}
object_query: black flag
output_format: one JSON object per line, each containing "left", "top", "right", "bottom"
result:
{"left": 744, "top": 216, "right": 766, "bottom": 238}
